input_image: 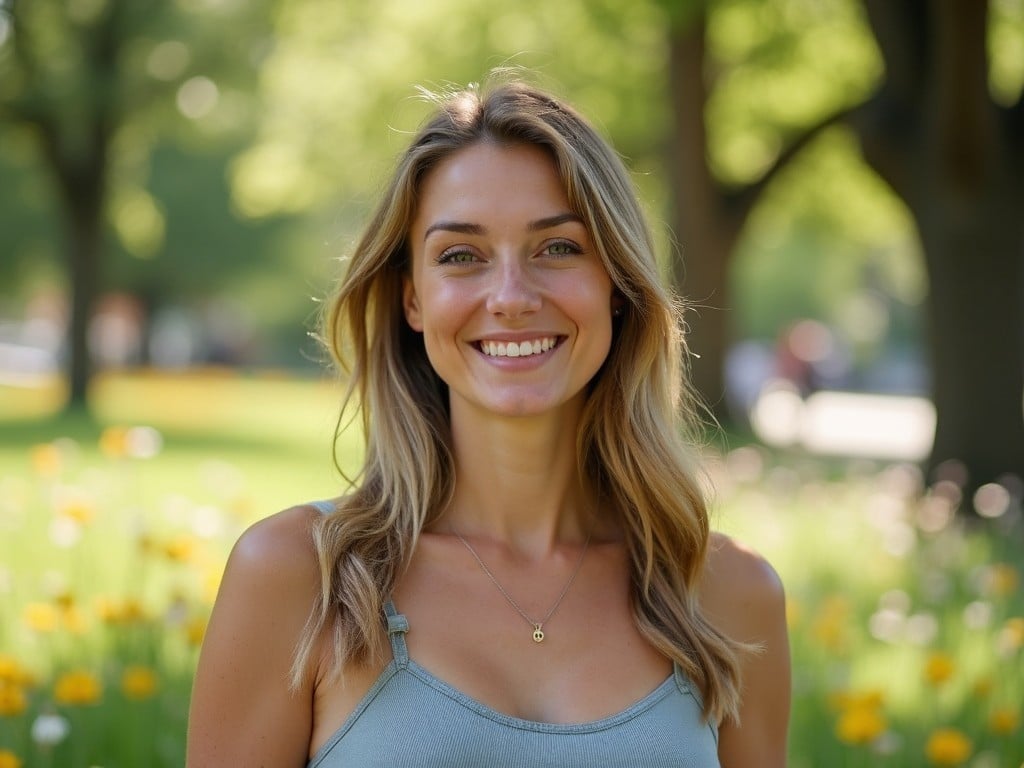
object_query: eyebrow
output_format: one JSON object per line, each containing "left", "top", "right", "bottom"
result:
{"left": 422, "top": 212, "right": 584, "bottom": 242}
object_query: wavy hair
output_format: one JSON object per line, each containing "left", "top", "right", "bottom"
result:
{"left": 295, "top": 75, "right": 745, "bottom": 724}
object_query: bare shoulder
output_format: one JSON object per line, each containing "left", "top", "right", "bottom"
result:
{"left": 186, "top": 503, "right": 327, "bottom": 767}
{"left": 228, "top": 503, "right": 322, "bottom": 580}
{"left": 699, "top": 532, "right": 786, "bottom": 644}
{"left": 702, "top": 534, "right": 791, "bottom": 765}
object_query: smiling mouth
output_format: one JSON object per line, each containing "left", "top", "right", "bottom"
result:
{"left": 476, "top": 336, "right": 562, "bottom": 358}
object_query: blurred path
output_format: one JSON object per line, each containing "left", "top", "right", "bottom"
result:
{"left": 750, "top": 386, "right": 935, "bottom": 461}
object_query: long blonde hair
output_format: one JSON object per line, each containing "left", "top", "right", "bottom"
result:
{"left": 298, "top": 76, "right": 744, "bottom": 723}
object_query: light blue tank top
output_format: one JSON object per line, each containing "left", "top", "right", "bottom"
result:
{"left": 307, "top": 501, "right": 720, "bottom": 768}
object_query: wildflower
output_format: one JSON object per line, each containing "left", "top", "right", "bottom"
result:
{"left": 53, "top": 670, "right": 102, "bottom": 706}
{"left": 186, "top": 615, "right": 208, "bottom": 646}
{"left": 96, "top": 597, "right": 147, "bottom": 625}
{"left": 0, "top": 750, "right": 22, "bottom": 768}
{"left": 162, "top": 535, "right": 197, "bottom": 563}
{"left": 22, "top": 603, "right": 58, "bottom": 634}
{"left": 54, "top": 492, "right": 95, "bottom": 524}
{"left": 972, "top": 677, "right": 994, "bottom": 698}
{"left": 0, "top": 656, "right": 31, "bottom": 686}
{"left": 835, "top": 705, "right": 887, "bottom": 745}
{"left": 811, "top": 595, "right": 851, "bottom": 653}
{"left": 120, "top": 666, "right": 158, "bottom": 700}
{"left": 829, "top": 689, "right": 885, "bottom": 712}
{"left": 30, "top": 443, "right": 62, "bottom": 477}
{"left": 99, "top": 426, "right": 129, "bottom": 458}
{"left": 989, "top": 707, "right": 1019, "bottom": 735}
{"left": 31, "top": 713, "right": 70, "bottom": 747}
{"left": 0, "top": 682, "right": 27, "bottom": 716}
{"left": 979, "top": 563, "right": 1019, "bottom": 598}
{"left": 924, "top": 728, "right": 972, "bottom": 766}
{"left": 997, "top": 617, "right": 1024, "bottom": 656}
{"left": 924, "top": 652, "right": 956, "bottom": 686}
{"left": 784, "top": 597, "right": 801, "bottom": 629}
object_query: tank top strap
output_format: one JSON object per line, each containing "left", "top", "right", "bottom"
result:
{"left": 309, "top": 499, "right": 335, "bottom": 516}
{"left": 383, "top": 600, "right": 410, "bottom": 667}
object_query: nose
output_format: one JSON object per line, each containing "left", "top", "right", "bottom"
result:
{"left": 485, "top": 259, "right": 541, "bottom": 318}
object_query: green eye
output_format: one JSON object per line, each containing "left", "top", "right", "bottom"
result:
{"left": 547, "top": 241, "right": 579, "bottom": 256}
{"left": 438, "top": 250, "right": 476, "bottom": 264}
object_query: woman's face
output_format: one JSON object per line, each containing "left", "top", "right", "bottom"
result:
{"left": 403, "top": 141, "right": 618, "bottom": 422}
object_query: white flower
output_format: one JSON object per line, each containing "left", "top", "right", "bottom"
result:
{"left": 32, "top": 713, "right": 70, "bottom": 746}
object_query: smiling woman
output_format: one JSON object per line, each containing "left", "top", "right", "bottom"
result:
{"left": 186, "top": 74, "right": 790, "bottom": 768}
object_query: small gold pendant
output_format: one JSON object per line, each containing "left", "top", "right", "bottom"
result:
{"left": 532, "top": 624, "right": 545, "bottom": 643}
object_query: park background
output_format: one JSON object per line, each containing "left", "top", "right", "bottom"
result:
{"left": 0, "top": 0, "right": 1022, "bottom": 766}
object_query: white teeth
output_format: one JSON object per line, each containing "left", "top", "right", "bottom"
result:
{"left": 480, "top": 337, "right": 557, "bottom": 358}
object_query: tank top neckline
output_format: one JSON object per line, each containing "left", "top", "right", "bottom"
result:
{"left": 380, "top": 599, "right": 695, "bottom": 734}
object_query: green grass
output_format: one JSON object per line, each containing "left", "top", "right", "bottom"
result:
{"left": 1, "top": 372, "right": 1022, "bottom": 767}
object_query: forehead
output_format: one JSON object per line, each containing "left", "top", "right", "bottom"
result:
{"left": 412, "top": 142, "right": 572, "bottom": 234}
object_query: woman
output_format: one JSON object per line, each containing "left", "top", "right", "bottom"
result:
{"left": 187, "top": 78, "right": 790, "bottom": 767}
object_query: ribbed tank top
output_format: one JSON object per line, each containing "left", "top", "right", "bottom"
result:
{"left": 307, "top": 501, "right": 721, "bottom": 768}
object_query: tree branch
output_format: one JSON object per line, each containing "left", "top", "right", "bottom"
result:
{"left": 725, "top": 103, "right": 858, "bottom": 227}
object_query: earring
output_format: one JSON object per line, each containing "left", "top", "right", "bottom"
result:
{"left": 612, "top": 306, "right": 623, "bottom": 317}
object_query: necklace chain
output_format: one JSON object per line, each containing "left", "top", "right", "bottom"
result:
{"left": 452, "top": 528, "right": 591, "bottom": 644}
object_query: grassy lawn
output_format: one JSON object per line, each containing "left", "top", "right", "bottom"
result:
{"left": 0, "top": 371, "right": 1021, "bottom": 767}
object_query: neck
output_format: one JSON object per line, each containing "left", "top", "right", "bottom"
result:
{"left": 440, "top": 401, "right": 593, "bottom": 557}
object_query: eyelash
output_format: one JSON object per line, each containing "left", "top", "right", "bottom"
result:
{"left": 435, "top": 239, "right": 582, "bottom": 264}
{"left": 544, "top": 239, "right": 582, "bottom": 257}
{"left": 435, "top": 249, "right": 477, "bottom": 265}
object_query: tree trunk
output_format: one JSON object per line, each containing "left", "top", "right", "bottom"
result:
{"left": 916, "top": 189, "right": 1024, "bottom": 488}
{"left": 855, "top": 0, "right": 1024, "bottom": 492}
{"left": 64, "top": 189, "right": 104, "bottom": 409}
{"left": 665, "top": 15, "right": 742, "bottom": 420}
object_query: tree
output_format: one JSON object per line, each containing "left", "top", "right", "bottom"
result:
{"left": 849, "top": 0, "right": 1024, "bottom": 489}
{"left": 0, "top": 0, "right": 273, "bottom": 407}
{"left": 661, "top": 0, "right": 866, "bottom": 416}
{"left": 662, "top": 0, "right": 1024, "bottom": 490}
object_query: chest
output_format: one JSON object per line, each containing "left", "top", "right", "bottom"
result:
{"left": 308, "top": 538, "right": 705, "bottom": 759}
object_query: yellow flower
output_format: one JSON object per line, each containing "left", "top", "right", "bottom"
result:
{"left": 22, "top": 603, "right": 58, "bottom": 634}
{"left": 30, "top": 443, "right": 61, "bottom": 477}
{"left": 989, "top": 707, "right": 1020, "bottom": 735}
{"left": 924, "top": 652, "right": 956, "bottom": 686}
{"left": 925, "top": 728, "right": 972, "bottom": 766}
{"left": 835, "top": 705, "right": 887, "bottom": 745}
{"left": 98, "top": 426, "right": 129, "bottom": 458}
{"left": 162, "top": 535, "right": 197, "bottom": 563}
{"left": 55, "top": 496, "right": 94, "bottom": 524}
{"left": 829, "top": 689, "right": 885, "bottom": 712}
{"left": 120, "top": 666, "right": 158, "bottom": 700}
{"left": 812, "top": 595, "right": 851, "bottom": 653}
{"left": 998, "top": 617, "right": 1024, "bottom": 654}
{"left": 0, "top": 749, "right": 23, "bottom": 768}
{"left": 185, "top": 615, "right": 208, "bottom": 646}
{"left": 53, "top": 670, "right": 102, "bottom": 706}
{"left": 96, "top": 597, "right": 147, "bottom": 625}
{"left": 0, "top": 682, "right": 27, "bottom": 717}
{"left": 0, "top": 656, "right": 32, "bottom": 687}
{"left": 785, "top": 597, "right": 801, "bottom": 628}
{"left": 971, "top": 676, "right": 993, "bottom": 698}
{"left": 982, "top": 563, "right": 1019, "bottom": 597}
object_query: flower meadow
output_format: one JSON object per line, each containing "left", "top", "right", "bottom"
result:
{"left": 0, "top": 383, "right": 1022, "bottom": 767}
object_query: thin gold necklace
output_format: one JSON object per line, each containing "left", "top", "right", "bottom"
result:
{"left": 452, "top": 528, "right": 592, "bottom": 644}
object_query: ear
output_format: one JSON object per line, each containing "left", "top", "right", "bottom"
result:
{"left": 403, "top": 276, "right": 424, "bottom": 331}
{"left": 611, "top": 292, "right": 625, "bottom": 317}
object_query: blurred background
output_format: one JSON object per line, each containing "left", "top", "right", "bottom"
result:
{"left": 0, "top": 1, "right": 1022, "bottom": 767}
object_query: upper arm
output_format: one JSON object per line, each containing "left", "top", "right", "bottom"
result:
{"left": 186, "top": 506, "right": 323, "bottom": 768}
{"left": 702, "top": 534, "right": 791, "bottom": 768}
